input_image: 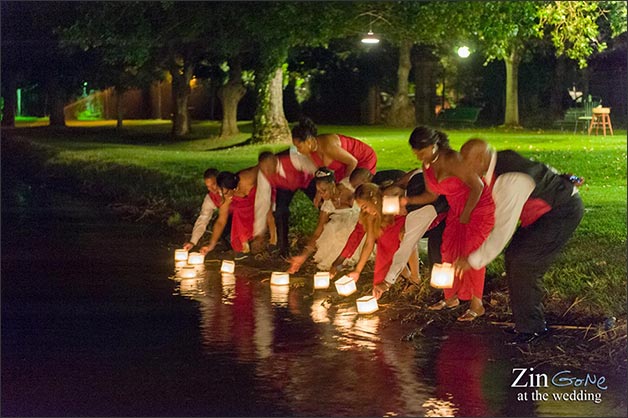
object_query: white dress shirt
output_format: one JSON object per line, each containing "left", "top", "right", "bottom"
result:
{"left": 189, "top": 194, "right": 219, "bottom": 245}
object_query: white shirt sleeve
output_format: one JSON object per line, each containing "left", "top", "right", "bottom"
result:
{"left": 384, "top": 205, "right": 437, "bottom": 285}
{"left": 190, "top": 194, "right": 218, "bottom": 245}
{"left": 254, "top": 173, "right": 272, "bottom": 237}
{"left": 290, "top": 145, "right": 317, "bottom": 174}
{"left": 467, "top": 172, "right": 535, "bottom": 269}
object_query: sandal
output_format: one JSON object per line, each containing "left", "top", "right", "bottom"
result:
{"left": 457, "top": 308, "right": 485, "bottom": 322}
{"left": 428, "top": 298, "right": 460, "bottom": 311}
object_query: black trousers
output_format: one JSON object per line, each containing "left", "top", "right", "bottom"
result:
{"left": 505, "top": 194, "right": 584, "bottom": 333}
{"left": 274, "top": 178, "right": 317, "bottom": 257}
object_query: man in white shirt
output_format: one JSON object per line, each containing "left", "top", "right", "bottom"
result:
{"left": 455, "top": 139, "right": 584, "bottom": 346}
{"left": 182, "top": 168, "right": 230, "bottom": 251}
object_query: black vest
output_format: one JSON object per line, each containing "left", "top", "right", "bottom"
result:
{"left": 494, "top": 150, "right": 574, "bottom": 209}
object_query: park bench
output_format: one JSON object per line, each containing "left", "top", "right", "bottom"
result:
{"left": 436, "top": 107, "right": 482, "bottom": 127}
{"left": 554, "top": 95, "right": 602, "bottom": 133}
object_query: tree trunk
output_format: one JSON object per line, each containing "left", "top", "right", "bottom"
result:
{"left": 170, "top": 63, "right": 193, "bottom": 137}
{"left": 115, "top": 87, "right": 124, "bottom": 129}
{"left": 503, "top": 49, "right": 521, "bottom": 127}
{"left": 387, "top": 39, "right": 415, "bottom": 128}
{"left": 1, "top": 77, "right": 16, "bottom": 127}
{"left": 252, "top": 66, "right": 290, "bottom": 144}
{"left": 48, "top": 78, "right": 66, "bottom": 127}
{"left": 413, "top": 46, "right": 438, "bottom": 126}
{"left": 550, "top": 55, "right": 567, "bottom": 119}
{"left": 218, "top": 59, "right": 246, "bottom": 138}
{"left": 151, "top": 81, "right": 162, "bottom": 119}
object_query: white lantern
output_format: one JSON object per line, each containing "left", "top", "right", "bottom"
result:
{"left": 382, "top": 195, "right": 400, "bottom": 215}
{"left": 334, "top": 275, "right": 357, "bottom": 296}
{"left": 221, "top": 273, "right": 236, "bottom": 286}
{"left": 270, "top": 272, "right": 290, "bottom": 286}
{"left": 430, "top": 263, "right": 455, "bottom": 289}
{"left": 221, "top": 260, "right": 235, "bottom": 273}
{"left": 174, "top": 260, "right": 188, "bottom": 270}
{"left": 174, "top": 249, "right": 188, "bottom": 261}
{"left": 187, "top": 252, "right": 204, "bottom": 265}
{"left": 270, "top": 284, "right": 290, "bottom": 306}
{"left": 313, "top": 272, "right": 330, "bottom": 289}
{"left": 356, "top": 295, "right": 379, "bottom": 314}
{"left": 177, "top": 266, "right": 197, "bottom": 279}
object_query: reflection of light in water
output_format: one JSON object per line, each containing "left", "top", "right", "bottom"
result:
{"left": 270, "top": 284, "right": 289, "bottom": 307}
{"left": 253, "top": 296, "right": 274, "bottom": 359}
{"left": 332, "top": 307, "right": 382, "bottom": 351}
{"left": 311, "top": 296, "right": 330, "bottom": 323}
{"left": 351, "top": 316, "right": 380, "bottom": 350}
{"left": 422, "top": 397, "right": 458, "bottom": 417}
{"left": 178, "top": 277, "right": 205, "bottom": 298}
{"left": 221, "top": 274, "right": 236, "bottom": 304}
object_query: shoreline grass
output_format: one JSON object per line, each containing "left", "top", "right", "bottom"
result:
{"left": 2, "top": 120, "right": 626, "bottom": 320}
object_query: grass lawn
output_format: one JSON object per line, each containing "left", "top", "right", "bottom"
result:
{"left": 3, "top": 119, "right": 626, "bottom": 319}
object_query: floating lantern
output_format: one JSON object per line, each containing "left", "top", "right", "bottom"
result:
{"left": 314, "top": 272, "right": 330, "bottom": 289}
{"left": 221, "top": 260, "right": 235, "bottom": 273}
{"left": 430, "top": 263, "right": 454, "bottom": 289}
{"left": 174, "top": 260, "right": 188, "bottom": 270}
{"left": 382, "top": 195, "right": 400, "bottom": 215}
{"left": 187, "top": 252, "right": 204, "bottom": 265}
{"left": 221, "top": 273, "right": 236, "bottom": 286}
{"left": 270, "top": 272, "right": 290, "bottom": 286}
{"left": 356, "top": 295, "right": 379, "bottom": 314}
{"left": 174, "top": 249, "right": 188, "bottom": 261}
{"left": 334, "top": 275, "right": 357, "bottom": 296}
{"left": 177, "top": 266, "right": 197, "bottom": 279}
{"left": 270, "top": 284, "right": 290, "bottom": 306}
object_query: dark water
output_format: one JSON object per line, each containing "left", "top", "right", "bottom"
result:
{"left": 2, "top": 197, "right": 626, "bottom": 417}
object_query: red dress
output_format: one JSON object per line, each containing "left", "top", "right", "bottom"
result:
{"left": 309, "top": 134, "right": 377, "bottom": 182}
{"left": 424, "top": 166, "right": 495, "bottom": 300}
{"left": 229, "top": 187, "right": 257, "bottom": 252}
{"left": 372, "top": 215, "right": 406, "bottom": 285}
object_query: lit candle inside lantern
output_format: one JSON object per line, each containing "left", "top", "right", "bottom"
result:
{"left": 174, "top": 260, "right": 188, "bottom": 270}
{"left": 382, "top": 195, "right": 400, "bottom": 215}
{"left": 356, "top": 295, "right": 379, "bottom": 314}
{"left": 221, "top": 260, "right": 235, "bottom": 273}
{"left": 314, "top": 272, "right": 330, "bottom": 289}
{"left": 174, "top": 249, "right": 188, "bottom": 261}
{"left": 270, "top": 284, "right": 290, "bottom": 306}
{"left": 187, "top": 252, "right": 204, "bottom": 265}
{"left": 270, "top": 272, "right": 290, "bottom": 286}
{"left": 334, "top": 275, "right": 357, "bottom": 296}
{"left": 430, "top": 262, "right": 454, "bottom": 289}
{"left": 221, "top": 273, "right": 236, "bottom": 286}
{"left": 177, "top": 266, "right": 197, "bottom": 279}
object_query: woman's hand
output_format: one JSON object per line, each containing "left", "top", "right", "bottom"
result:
{"left": 182, "top": 242, "right": 194, "bottom": 251}
{"left": 199, "top": 242, "right": 216, "bottom": 255}
{"left": 287, "top": 254, "right": 307, "bottom": 274}
{"left": 372, "top": 282, "right": 390, "bottom": 300}
{"left": 347, "top": 271, "right": 361, "bottom": 283}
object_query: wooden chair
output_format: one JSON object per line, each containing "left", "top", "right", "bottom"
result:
{"left": 574, "top": 95, "right": 596, "bottom": 134}
{"left": 588, "top": 107, "right": 613, "bottom": 136}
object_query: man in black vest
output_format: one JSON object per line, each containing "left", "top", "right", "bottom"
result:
{"left": 455, "top": 139, "right": 584, "bottom": 345}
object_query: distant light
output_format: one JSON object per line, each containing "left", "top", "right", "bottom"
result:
{"left": 361, "top": 30, "right": 380, "bottom": 44}
{"left": 83, "top": 81, "right": 88, "bottom": 87}
{"left": 457, "top": 46, "right": 471, "bottom": 58}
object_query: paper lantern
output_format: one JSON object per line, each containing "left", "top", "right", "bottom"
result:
{"left": 334, "top": 275, "right": 357, "bottom": 296}
{"left": 177, "top": 266, "right": 197, "bottom": 279}
{"left": 270, "top": 284, "right": 290, "bottom": 306}
{"left": 270, "top": 272, "right": 290, "bottom": 286}
{"left": 221, "top": 260, "right": 235, "bottom": 273}
{"left": 314, "top": 272, "right": 330, "bottom": 289}
{"left": 356, "top": 295, "right": 379, "bottom": 314}
{"left": 430, "top": 263, "right": 454, "bottom": 289}
{"left": 382, "top": 195, "right": 400, "bottom": 215}
{"left": 187, "top": 252, "right": 204, "bottom": 265}
{"left": 221, "top": 273, "right": 236, "bottom": 286}
{"left": 174, "top": 249, "right": 188, "bottom": 261}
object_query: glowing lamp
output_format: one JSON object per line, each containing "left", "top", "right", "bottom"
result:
{"left": 314, "top": 272, "right": 330, "bottom": 289}
{"left": 221, "top": 260, "right": 235, "bottom": 273}
{"left": 361, "top": 30, "right": 380, "bottom": 44}
{"left": 382, "top": 195, "right": 400, "bottom": 215}
{"left": 430, "top": 263, "right": 454, "bottom": 289}
{"left": 457, "top": 46, "right": 471, "bottom": 58}
{"left": 334, "top": 275, "right": 357, "bottom": 296}
{"left": 270, "top": 272, "right": 290, "bottom": 286}
{"left": 187, "top": 252, "right": 204, "bottom": 265}
{"left": 221, "top": 273, "right": 236, "bottom": 286}
{"left": 356, "top": 295, "right": 379, "bottom": 314}
{"left": 177, "top": 266, "right": 197, "bottom": 279}
{"left": 174, "top": 249, "right": 188, "bottom": 261}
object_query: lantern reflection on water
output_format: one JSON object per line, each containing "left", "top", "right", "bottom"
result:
{"left": 221, "top": 260, "right": 235, "bottom": 273}
{"left": 311, "top": 296, "right": 330, "bottom": 323}
{"left": 180, "top": 277, "right": 202, "bottom": 293}
{"left": 430, "top": 262, "right": 455, "bottom": 289}
{"left": 270, "top": 272, "right": 290, "bottom": 286}
{"left": 221, "top": 273, "right": 236, "bottom": 286}
{"left": 270, "top": 284, "right": 290, "bottom": 306}
{"left": 177, "top": 266, "right": 197, "bottom": 279}
{"left": 356, "top": 295, "right": 379, "bottom": 314}
{"left": 174, "top": 249, "right": 188, "bottom": 261}
{"left": 334, "top": 275, "right": 357, "bottom": 296}
{"left": 174, "top": 260, "right": 187, "bottom": 270}
{"left": 313, "top": 272, "right": 330, "bottom": 289}
{"left": 382, "top": 195, "right": 400, "bottom": 215}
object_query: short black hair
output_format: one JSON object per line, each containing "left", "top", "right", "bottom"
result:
{"left": 408, "top": 126, "right": 450, "bottom": 150}
{"left": 217, "top": 171, "right": 239, "bottom": 190}
{"left": 314, "top": 166, "right": 335, "bottom": 183}
{"left": 203, "top": 168, "right": 219, "bottom": 179}
{"left": 291, "top": 117, "right": 318, "bottom": 142}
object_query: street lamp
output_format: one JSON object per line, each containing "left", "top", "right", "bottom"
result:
{"left": 457, "top": 46, "right": 471, "bottom": 59}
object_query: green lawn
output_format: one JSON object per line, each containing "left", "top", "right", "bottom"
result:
{"left": 3, "top": 120, "right": 626, "bottom": 318}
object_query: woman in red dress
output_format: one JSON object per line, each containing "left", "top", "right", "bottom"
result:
{"left": 403, "top": 126, "right": 495, "bottom": 321}
{"left": 291, "top": 117, "right": 377, "bottom": 184}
